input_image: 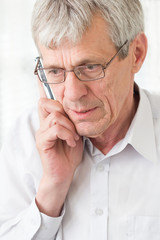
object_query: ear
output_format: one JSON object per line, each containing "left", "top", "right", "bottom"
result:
{"left": 131, "top": 32, "right": 148, "bottom": 73}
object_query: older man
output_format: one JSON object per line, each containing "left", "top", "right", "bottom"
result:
{"left": 0, "top": 0, "right": 160, "bottom": 239}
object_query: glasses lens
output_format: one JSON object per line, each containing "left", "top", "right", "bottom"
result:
{"left": 37, "top": 64, "right": 104, "bottom": 84}
{"left": 75, "top": 64, "right": 104, "bottom": 81}
{"left": 38, "top": 68, "right": 64, "bottom": 84}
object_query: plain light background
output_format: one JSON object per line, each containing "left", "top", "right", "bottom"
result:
{"left": 0, "top": 0, "right": 160, "bottom": 147}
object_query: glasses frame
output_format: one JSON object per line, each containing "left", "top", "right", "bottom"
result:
{"left": 34, "top": 40, "right": 128, "bottom": 84}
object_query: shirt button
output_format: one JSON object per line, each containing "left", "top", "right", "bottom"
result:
{"left": 96, "top": 164, "right": 105, "bottom": 172}
{"left": 95, "top": 208, "right": 104, "bottom": 216}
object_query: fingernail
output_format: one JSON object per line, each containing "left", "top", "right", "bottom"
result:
{"left": 67, "top": 139, "right": 76, "bottom": 147}
{"left": 71, "top": 141, "right": 76, "bottom": 148}
{"left": 75, "top": 134, "right": 79, "bottom": 141}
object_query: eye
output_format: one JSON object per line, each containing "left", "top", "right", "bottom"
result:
{"left": 48, "top": 69, "right": 63, "bottom": 75}
{"left": 85, "top": 64, "right": 100, "bottom": 71}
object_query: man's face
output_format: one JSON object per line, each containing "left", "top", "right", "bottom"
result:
{"left": 38, "top": 15, "right": 135, "bottom": 138}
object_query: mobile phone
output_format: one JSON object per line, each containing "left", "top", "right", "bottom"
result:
{"left": 36, "top": 57, "right": 55, "bottom": 100}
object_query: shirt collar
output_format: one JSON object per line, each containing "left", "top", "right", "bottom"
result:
{"left": 83, "top": 85, "right": 158, "bottom": 163}
{"left": 127, "top": 86, "right": 158, "bottom": 163}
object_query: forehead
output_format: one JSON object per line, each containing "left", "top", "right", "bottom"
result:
{"left": 38, "top": 15, "right": 116, "bottom": 66}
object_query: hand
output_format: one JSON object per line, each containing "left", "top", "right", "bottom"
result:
{"left": 35, "top": 97, "right": 83, "bottom": 217}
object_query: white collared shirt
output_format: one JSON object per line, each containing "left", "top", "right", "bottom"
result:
{"left": 0, "top": 87, "right": 160, "bottom": 240}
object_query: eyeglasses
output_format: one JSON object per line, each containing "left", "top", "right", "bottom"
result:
{"left": 34, "top": 40, "right": 128, "bottom": 84}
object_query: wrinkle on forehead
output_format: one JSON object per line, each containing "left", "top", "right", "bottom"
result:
{"left": 38, "top": 15, "right": 116, "bottom": 69}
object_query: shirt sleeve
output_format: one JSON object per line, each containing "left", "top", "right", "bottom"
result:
{"left": 34, "top": 205, "right": 65, "bottom": 239}
{"left": 0, "top": 108, "right": 64, "bottom": 239}
{"left": 0, "top": 199, "right": 64, "bottom": 240}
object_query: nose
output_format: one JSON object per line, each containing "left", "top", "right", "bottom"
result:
{"left": 64, "top": 71, "right": 88, "bottom": 101}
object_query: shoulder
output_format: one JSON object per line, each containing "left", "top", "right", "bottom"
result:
{"left": 143, "top": 89, "right": 160, "bottom": 119}
{"left": 143, "top": 89, "right": 160, "bottom": 157}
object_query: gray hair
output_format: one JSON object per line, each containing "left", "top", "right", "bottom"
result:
{"left": 31, "top": 0, "right": 144, "bottom": 58}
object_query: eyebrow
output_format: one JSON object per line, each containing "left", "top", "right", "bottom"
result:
{"left": 42, "top": 56, "right": 106, "bottom": 69}
{"left": 75, "top": 57, "right": 105, "bottom": 66}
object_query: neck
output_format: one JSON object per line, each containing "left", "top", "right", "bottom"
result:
{"left": 90, "top": 92, "right": 139, "bottom": 155}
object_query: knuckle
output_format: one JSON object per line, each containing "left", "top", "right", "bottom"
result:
{"left": 54, "top": 124, "right": 61, "bottom": 133}
{"left": 55, "top": 101, "right": 65, "bottom": 113}
{"left": 38, "top": 97, "right": 47, "bottom": 108}
{"left": 52, "top": 111, "right": 59, "bottom": 119}
{"left": 48, "top": 112, "right": 58, "bottom": 127}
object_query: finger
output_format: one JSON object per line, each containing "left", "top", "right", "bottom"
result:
{"left": 38, "top": 98, "right": 66, "bottom": 122}
{"left": 40, "top": 111, "right": 79, "bottom": 140}
{"left": 37, "top": 124, "right": 79, "bottom": 149}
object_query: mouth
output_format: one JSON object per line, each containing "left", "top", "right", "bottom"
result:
{"left": 71, "top": 107, "right": 97, "bottom": 119}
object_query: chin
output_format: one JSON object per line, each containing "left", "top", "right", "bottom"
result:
{"left": 75, "top": 121, "right": 107, "bottom": 138}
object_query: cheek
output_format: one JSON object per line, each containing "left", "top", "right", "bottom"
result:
{"left": 98, "top": 79, "right": 118, "bottom": 118}
{"left": 51, "top": 85, "right": 64, "bottom": 102}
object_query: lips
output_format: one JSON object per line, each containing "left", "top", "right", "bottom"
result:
{"left": 71, "top": 107, "right": 97, "bottom": 119}
{"left": 75, "top": 109, "right": 92, "bottom": 113}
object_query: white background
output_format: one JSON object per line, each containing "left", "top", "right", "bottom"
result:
{"left": 0, "top": 0, "right": 160, "bottom": 147}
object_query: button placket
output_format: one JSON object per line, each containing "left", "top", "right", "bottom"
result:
{"left": 90, "top": 158, "right": 110, "bottom": 240}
